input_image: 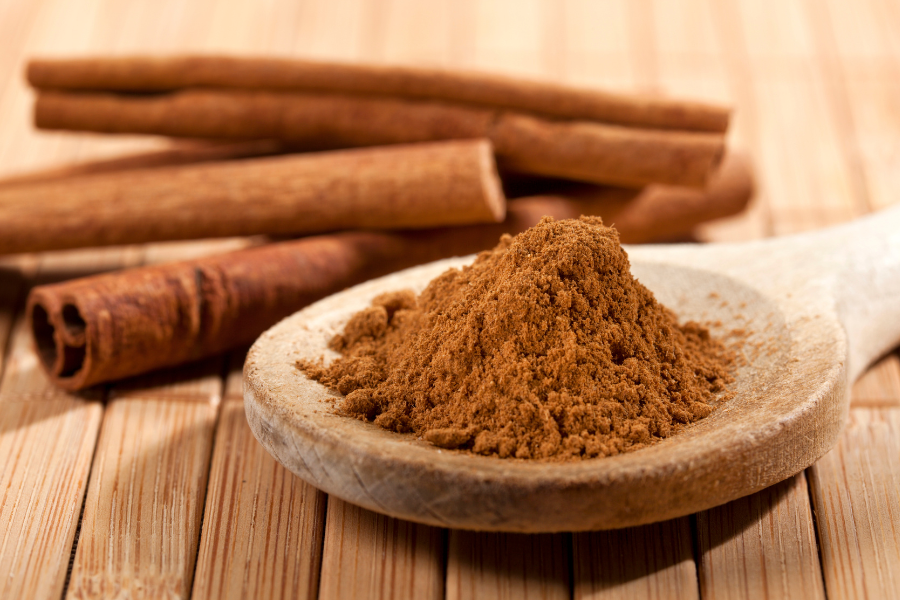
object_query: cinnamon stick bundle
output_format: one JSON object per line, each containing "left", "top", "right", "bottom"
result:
{"left": 0, "top": 139, "right": 504, "bottom": 255}
{"left": 34, "top": 90, "right": 724, "bottom": 188}
{"left": 27, "top": 55, "right": 730, "bottom": 133}
{"left": 28, "top": 153, "right": 752, "bottom": 390}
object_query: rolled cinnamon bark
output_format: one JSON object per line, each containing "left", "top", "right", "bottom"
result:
{"left": 0, "top": 139, "right": 504, "bottom": 255}
{"left": 608, "top": 151, "right": 753, "bottom": 242}
{"left": 507, "top": 151, "right": 754, "bottom": 243}
{"left": 27, "top": 55, "right": 729, "bottom": 133}
{"left": 491, "top": 113, "right": 723, "bottom": 189}
{"left": 28, "top": 152, "right": 753, "bottom": 391}
{"left": 34, "top": 90, "right": 724, "bottom": 188}
{"left": 0, "top": 140, "right": 284, "bottom": 188}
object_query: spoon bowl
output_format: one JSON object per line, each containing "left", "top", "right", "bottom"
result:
{"left": 244, "top": 208, "right": 900, "bottom": 531}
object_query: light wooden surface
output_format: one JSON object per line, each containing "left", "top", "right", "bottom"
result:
{"left": 319, "top": 499, "right": 445, "bottom": 600}
{"left": 573, "top": 518, "right": 698, "bottom": 600}
{"left": 66, "top": 360, "right": 221, "bottom": 599}
{"left": 808, "top": 409, "right": 900, "bottom": 599}
{"left": 1, "top": 0, "right": 900, "bottom": 598}
{"left": 192, "top": 354, "right": 326, "bottom": 600}
{"left": 696, "top": 473, "right": 826, "bottom": 600}
{"left": 446, "top": 531, "right": 569, "bottom": 600}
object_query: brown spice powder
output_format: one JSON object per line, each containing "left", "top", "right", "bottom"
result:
{"left": 300, "top": 216, "right": 734, "bottom": 461}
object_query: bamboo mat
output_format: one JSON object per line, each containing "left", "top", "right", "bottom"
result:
{"left": 1, "top": 0, "right": 899, "bottom": 598}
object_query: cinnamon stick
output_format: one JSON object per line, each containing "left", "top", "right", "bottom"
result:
{"left": 0, "top": 140, "right": 284, "bottom": 188}
{"left": 34, "top": 90, "right": 724, "bottom": 188}
{"left": 28, "top": 152, "right": 752, "bottom": 391}
{"left": 507, "top": 151, "right": 754, "bottom": 243}
{"left": 0, "top": 139, "right": 505, "bottom": 255}
{"left": 27, "top": 55, "right": 729, "bottom": 133}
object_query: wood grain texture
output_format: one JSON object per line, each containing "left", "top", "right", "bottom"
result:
{"left": 0, "top": 399, "right": 102, "bottom": 600}
{"left": 697, "top": 473, "right": 825, "bottom": 600}
{"left": 108, "top": 357, "right": 225, "bottom": 402}
{"left": 851, "top": 353, "right": 900, "bottom": 407}
{"left": 657, "top": 0, "right": 767, "bottom": 243}
{"left": 192, "top": 354, "right": 326, "bottom": 600}
{"left": 318, "top": 498, "right": 445, "bottom": 600}
{"left": 65, "top": 360, "right": 222, "bottom": 600}
{"left": 0, "top": 250, "right": 134, "bottom": 600}
{"left": 802, "top": 0, "right": 872, "bottom": 217}
{"left": 446, "top": 531, "right": 570, "bottom": 600}
{"left": 573, "top": 518, "right": 697, "bottom": 600}
{"left": 192, "top": 399, "right": 326, "bottom": 600}
{"left": 808, "top": 409, "right": 900, "bottom": 599}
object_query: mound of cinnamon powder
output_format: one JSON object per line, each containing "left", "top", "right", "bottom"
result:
{"left": 300, "top": 216, "right": 733, "bottom": 461}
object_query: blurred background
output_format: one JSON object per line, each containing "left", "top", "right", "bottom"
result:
{"left": 3, "top": 0, "right": 897, "bottom": 241}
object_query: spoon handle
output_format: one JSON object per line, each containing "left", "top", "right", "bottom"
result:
{"left": 806, "top": 205, "right": 900, "bottom": 381}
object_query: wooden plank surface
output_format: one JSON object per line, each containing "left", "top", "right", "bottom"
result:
{"left": 191, "top": 354, "right": 326, "bottom": 600}
{"left": 573, "top": 520, "right": 697, "bottom": 600}
{"left": 697, "top": 474, "right": 825, "bottom": 600}
{"left": 318, "top": 499, "right": 445, "bottom": 600}
{"left": 0, "top": 398, "right": 101, "bottom": 600}
{"left": 447, "top": 531, "right": 569, "bottom": 600}
{"left": 66, "top": 360, "right": 222, "bottom": 600}
{"left": 808, "top": 409, "right": 900, "bottom": 599}
{"left": 1, "top": 0, "right": 900, "bottom": 599}
{"left": 0, "top": 249, "right": 137, "bottom": 600}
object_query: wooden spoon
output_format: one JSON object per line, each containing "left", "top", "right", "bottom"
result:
{"left": 244, "top": 207, "right": 900, "bottom": 532}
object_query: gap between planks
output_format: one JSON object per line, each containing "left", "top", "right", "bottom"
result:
{"left": 0, "top": 247, "right": 141, "bottom": 600}
{"left": 64, "top": 357, "right": 223, "bottom": 599}
{"left": 808, "top": 408, "right": 900, "bottom": 599}
{"left": 61, "top": 241, "right": 255, "bottom": 600}
{"left": 191, "top": 352, "right": 327, "bottom": 600}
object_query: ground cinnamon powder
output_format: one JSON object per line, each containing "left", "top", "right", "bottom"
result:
{"left": 300, "top": 216, "right": 734, "bottom": 461}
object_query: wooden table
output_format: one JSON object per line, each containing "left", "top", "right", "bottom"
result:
{"left": 2, "top": 0, "right": 899, "bottom": 598}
